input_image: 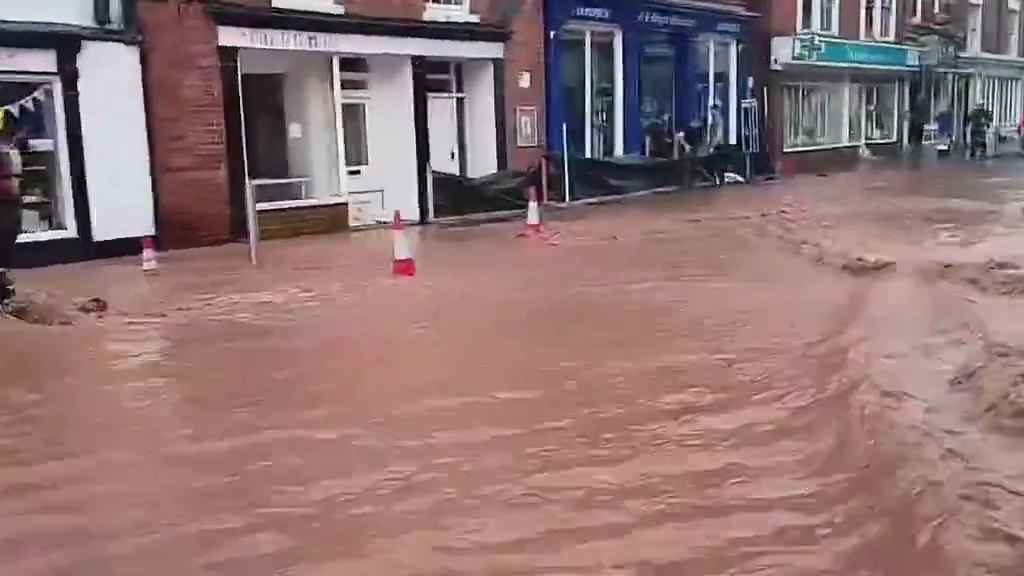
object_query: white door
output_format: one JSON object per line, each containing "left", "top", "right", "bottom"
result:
{"left": 428, "top": 95, "right": 461, "bottom": 175}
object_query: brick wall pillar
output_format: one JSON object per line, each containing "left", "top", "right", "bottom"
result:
{"left": 139, "top": 1, "right": 232, "bottom": 249}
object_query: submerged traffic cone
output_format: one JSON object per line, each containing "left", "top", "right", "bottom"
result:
{"left": 141, "top": 237, "right": 158, "bottom": 273}
{"left": 523, "top": 186, "right": 542, "bottom": 236}
{"left": 391, "top": 211, "right": 416, "bottom": 277}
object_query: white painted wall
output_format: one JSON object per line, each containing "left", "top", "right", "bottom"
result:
{"left": 463, "top": 60, "right": 498, "bottom": 178}
{"left": 77, "top": 41, "right": 155, "bottom": 242}
{"left": 366, "top": 55, "right": 419, "bottom": 221}
{"left": 239, "top": 49, "right": 341, "bottom": 199}
{"left": 0, "top": 0, "right": 123, "bottom": 28}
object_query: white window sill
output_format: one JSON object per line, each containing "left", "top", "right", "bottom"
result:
{"left": 783, "top": 142, "right": 860, "bottom": 153}
{"left": 423, "top": 7, "right": 480, "bottom": 23}
{"left": 255, "top": 197, "right": 347, "bottom": 212}
{"left": 271, "top": 0, "right": 345, "bottom": 15}
{"left": 16, "top": 229, "right": 78, "bottom": 243}
{"left": 865, "top": 138, "right": 898, "bottom": 144}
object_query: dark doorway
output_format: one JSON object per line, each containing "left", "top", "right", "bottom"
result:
{"left": 241, "top": 74, "right": 289, "bottom": 179}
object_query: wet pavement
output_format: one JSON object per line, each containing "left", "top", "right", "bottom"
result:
{"left": 5, "top": 157, "right": 1024, "bottom": 574}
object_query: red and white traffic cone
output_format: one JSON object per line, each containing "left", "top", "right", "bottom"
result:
{"left": 518, "top": 186, "right": 543, "bottom": 238}
{"left": 141, "top": 237, "right": 158, "bottom": 273}
{"left": 391, "top": 210, "right": 416, "bottom": 277}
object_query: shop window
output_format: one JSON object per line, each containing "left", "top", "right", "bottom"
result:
{"left": 967, "top": 2, "right": 982, "bottom": 53}
{"left": 983, "top": 77, "right": 1021, "bottom": 127}
{"left": 784, "top": 83, "right": 846, "bottom": 149}
{"left": 640, "top": 42, "right": 675, "bottom": 158}
{"left": 713, "top": 40, "right": 733, "bottom": 147}
{"left": 0, "top": 79, "right": 72, "bottom": 237}
{"left": 863, "top": 0, "right": 896, "bottom": 41}
{"left": 558, "top": 27, "right": 622, "bottom": 159}
{"left": 687, "top": 37, "right": 737, "bottom": 150}
{"left": 864, "top": 84, "right": 896, "bottom": 141}
{"left": 849, "top": 84, "right": 863, "bottom": 142}
{"left": 799, "top": 0, "right": 839, "bottom": 34}
{"left": 240, "top": 51, "right": 341, "bottom": 206}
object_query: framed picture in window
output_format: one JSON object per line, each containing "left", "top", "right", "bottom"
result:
{"left": 515, "top": 106, "right": 538, "bottom": 148}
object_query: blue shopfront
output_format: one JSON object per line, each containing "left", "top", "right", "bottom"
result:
{"left": 545, "top": 0, "right": 756, "bottom": 164}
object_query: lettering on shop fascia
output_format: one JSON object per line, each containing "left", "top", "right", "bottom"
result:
{"left": 573, "top": 7, "right": 612, "bottom": 20}
{"left": 235, "top": 29, "right": 339, "bottom": 51}
{"left": 637, "top": 11, "right": 696, "bottom": 28}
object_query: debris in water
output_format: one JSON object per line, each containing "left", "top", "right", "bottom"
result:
{"left": 76, "top": 297, "right": 108, "bottom": 315}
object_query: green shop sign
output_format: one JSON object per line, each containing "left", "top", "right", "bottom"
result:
{"left": 793, "top": 34, "right": 919, "bottom": 68}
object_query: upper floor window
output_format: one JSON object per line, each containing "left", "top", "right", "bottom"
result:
{"left": 424, "top": 0, "right": 480, "bottom": 22}
{"left": 799, "top": 0, "right": 840, "bottom": 34}
{"left": 1009, "top": 0, "right": 1021, "bottom": 55}
{"left": 912, "top": 0, "right": 922, "bottom": 21}
{"left": 271, "top": 0, "right": 344, "bottom": 14}
{"left": 863, "top": 0, "right": 896, "bottom": 41}
{"left": 967, "top": 0, "right": 983, "bottom": 53}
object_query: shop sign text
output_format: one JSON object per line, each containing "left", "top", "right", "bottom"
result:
{"left": 573, "top": 6, "right": 612, "bottom": 20}
{"left": 637, "top": 11, "right": 696, "bottom": 28}
{"left": 793, "top": 34, "right": 919, "bottom": 68}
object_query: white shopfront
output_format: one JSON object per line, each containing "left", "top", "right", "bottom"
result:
{"left": 218, "top": 26, "right": 504, "bottom": 227}
{"left": 1, "top": 42, "right": 154, "bottom": 249}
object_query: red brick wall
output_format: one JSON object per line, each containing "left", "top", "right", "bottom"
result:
{"left": 139, "top": 1, "right": 233, "bottom": 248}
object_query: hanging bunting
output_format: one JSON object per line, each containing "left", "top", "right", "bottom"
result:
{"left": 0, "top": 87, "right": 45, "bottom": 120}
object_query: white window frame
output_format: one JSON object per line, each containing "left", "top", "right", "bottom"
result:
{"left": 563, "top": 23, "right": 625, "bottom": 159}
{"left": 424, "top": 0, "right": 480, "bottom": 23}
{"left": 861, "top": 0, "right": 898, "bottom": 41}
{"left": 863, "top": 83, "right": 899, "bottom": 143}
{"left": 783, "top": 79, "right": 899, "bottom": 152}
{"left": 271, "top": 0, "right": 344, "bottom": 15}
{"left": 1008, "top": 0, "right": 1021, "bottom": 56}
{"left": 7, "top": 74, "right": 78, "bottom": 243}
{"left": 797, "top": 0, "right": 841, "bottom": 35}
{"left": 966, "top": 0, "right": 983, "bottom": 53}
{"left": 912, "top": 0, "right": 922, "bottom": 22}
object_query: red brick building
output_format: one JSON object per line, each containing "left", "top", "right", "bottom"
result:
{"left": 138, "top": 0, "right": 545, "bottom": 248}
{"left": 749, "top": 0, "right": 925, "bottom": 174}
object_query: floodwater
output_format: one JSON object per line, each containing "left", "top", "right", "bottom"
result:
{"left": 4, "top": 157, "right": 1024, "bottom": 574}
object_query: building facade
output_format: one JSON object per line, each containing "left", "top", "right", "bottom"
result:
{"left": 544, "top": 0, "right": 758, "bottom": 168}
{"left": 139, "top": 0, "right": 545, "bottom": 248}
{"left": 908, "top": 0, "right": 1024, "bottom": 155}
{"left": 755, "top": 0, "right": 924, "bottom": 174}
{"left": 3, "top": 0, "right": 156, "bottom": 266}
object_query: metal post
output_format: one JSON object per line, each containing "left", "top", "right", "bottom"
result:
{"left": 426, "top": 162, "right": 435, "bottom": 222}
{"left": 245, "top": 181, "right": 258, "bottom": 266}
{"left": 562, "top": 122, "right": 571, "bottom": 204}
{"left": 540, "top": 155, "right": 549, "bottom": 204}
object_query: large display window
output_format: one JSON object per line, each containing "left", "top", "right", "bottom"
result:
{"left": 783, "top": 79, "right": 899, "bottom": 151}
{"left": 0, "top": 77, "right": 74, "bottom": 239}
{"left": 558, "top": 24, "right": 623, "bottom": 159}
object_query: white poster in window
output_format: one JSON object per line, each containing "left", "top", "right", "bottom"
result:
{"left": 516, "top": 106, "right": 538, "bottom": 148}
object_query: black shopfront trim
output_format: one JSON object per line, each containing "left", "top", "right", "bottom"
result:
{"left": 206, "top": 2, "right": 509, "bottom": 44}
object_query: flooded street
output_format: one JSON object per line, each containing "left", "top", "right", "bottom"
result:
{"left": 5, "top": 159, "right": 1024, "bottom": 574}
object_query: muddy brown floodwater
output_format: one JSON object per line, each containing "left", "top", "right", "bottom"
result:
{"left": 4, "top": 158, "right": 1024, "bottom": 575}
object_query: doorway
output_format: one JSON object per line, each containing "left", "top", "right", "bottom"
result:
{"left": 424, "top": 60, "right": 465, "bottom": 177}
{"left": 428, "top": 95, "right": 462, "bottom": 175}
